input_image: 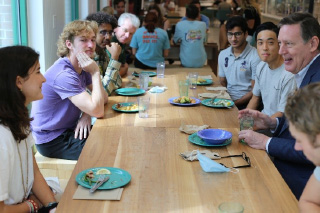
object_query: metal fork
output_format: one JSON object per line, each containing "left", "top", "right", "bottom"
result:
{"left": 89, "top": 175, "right": 107, "bottom": 193}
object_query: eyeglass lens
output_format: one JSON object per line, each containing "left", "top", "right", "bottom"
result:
{"left": 227, "top": 32, "right": 243, "bottom": 38}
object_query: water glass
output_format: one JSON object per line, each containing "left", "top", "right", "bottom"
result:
{"left": 218, "top": 202, "right": 244, "bottom": 213}
{"left": 179, "top": 80, "right": 189, "bottom": 97}
{"left": 157, "top": 62, "right": 165, "bottom": 78}
{"left": 139, "top": 73, "right": 149, "bottom": 91}
{"left": 188, "top": 72, "right": 198, "bottom": 89}
{"left": 138, "top": 97, "right": 150, "bottom": 118}
{"left": 239, "top": 115, "right": 254, "bottom": 144}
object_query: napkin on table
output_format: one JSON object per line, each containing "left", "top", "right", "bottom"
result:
{"left": 180, "top": 150, "right": 221, "bottom": 161}
{"left": 186, "top": 75, "right": 213, "bottom": 80}
{"left": 179, "top": 123, "right": 209, "bottom": 135}
{"left": 198, "top": 90, "right": 231, "bottom": 100}
{"left": 73, "top": 185, "right": 123, "bottom": 200}
{"left": 205, "top": 86, "right": 227, "bottom": 91}
{"left": 148, "top": 86, "right": 167, "bottom": 93}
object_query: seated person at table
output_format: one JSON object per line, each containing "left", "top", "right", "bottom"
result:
{"left": 130, "top": 12, "right": 170, "bottom": 69}
{"left": 181, "top": 0, "right": 210, "bottom": 31}
{"left": 173, "top": 4, "right": 207, "bottom": 68}
{"left": 113, "top": 0, "right": 126, "bottom": 20}
{"left": 238, "top": 13, "right": 320, "bottom": 199}
{"left": 285, "top": 83, "right": 320, "bottom": 212}
{"left": 86, "top": 12, "right": 122, "bottom": 95}
{"left": 218, "top": 16, "right": 260, "bottom": 109}
{"left": 31, "top": 20, "right": 108, "bottom": 160}
{"left": 247, "top": 22, "right": 296, "bottom": 118}
{"left": 0, "top": 46, "right": 57, "bottom": 213}
{"left": 148, "top": 4, "right": 171, "bottom": 31}
{"left": 110, "top": 13, "right": 140, "bottom": 77}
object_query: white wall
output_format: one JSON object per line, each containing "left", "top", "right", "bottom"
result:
{"left": 27, "top": 0, "right": 65, "bottom": 73}
{"left": 79, "top": 0, "right": 97, "bottom": 19}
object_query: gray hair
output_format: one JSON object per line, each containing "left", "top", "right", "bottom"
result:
{"left": 118, "top": 13, "right": 140, "bottom": 29}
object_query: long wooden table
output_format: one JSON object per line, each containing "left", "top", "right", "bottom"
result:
{"left": 57, "top": 66, "right": 298, "bottom": 212}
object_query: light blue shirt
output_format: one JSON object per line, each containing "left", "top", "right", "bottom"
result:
{"left": 130, "top": 27, "right": 170, "bottom": 68}
{"left": 181, "top": 14, "right": 210, "bottom": 29}
{"left": 173, "top": 20, "right": 207, "bottom": 68}
{"left": 218, "top": 43, "right": 261, "bottom": 101}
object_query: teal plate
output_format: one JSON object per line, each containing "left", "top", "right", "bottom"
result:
{"left": 115, "top": 88, "right": 145, "bottom": 96}
{"left": 133, "top": 71, "right": 157, "bottom": 77}
{"left": 201, "top": 98, "right": 234, "bottom": 108}
{"left": 188, "top": 133, "right": 232, "bottom": 147}
{"left": 76, "top": 167, "right": 131, "bottom": 190}
{"left": 197, "top": 79, "right": 213, "bottom": 85}
{"left": 112, "top": 102, "right": 138, "bottom": 113}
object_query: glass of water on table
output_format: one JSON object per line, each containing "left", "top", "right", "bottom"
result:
{"left": 239, "top": 115, "right": 254, "bottom": 144}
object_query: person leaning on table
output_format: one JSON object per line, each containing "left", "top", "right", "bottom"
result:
{"left": 0, "top": 46, "right": 57, "bottom": 213}
{"left": 86, "top": 12, "right": 123, "bottom": 96}
{"left": 31, "top": 20, "right": 108, "bottom": 160}
{"left": 285, "top": 82, "right": 320, "bottom": 212}
{"left": 238, "top": 12, "right": 320, "bottom": 199}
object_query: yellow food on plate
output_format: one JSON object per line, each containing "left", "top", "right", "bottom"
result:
{"left": 173, "top": 96, "right": 196, "bottom": 104}
{"left": 117, "top": 103, "right": 138, "bottom": 111}
{"left": 96, "top": 168, "right": 111, "bottom": 175}
{"left": 197, "top": 78, "right": 207, "bottom": 83}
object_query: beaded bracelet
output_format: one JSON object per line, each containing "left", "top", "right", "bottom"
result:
{"left": 26, "top": 199, "right": 38, "bottom": 213}
{"left": 25, "top": 200, "right": 33, "bottom": 212}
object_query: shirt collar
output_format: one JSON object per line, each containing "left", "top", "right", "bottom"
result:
{"left": 295, "top": 54, "right": 320, "bottom": 88}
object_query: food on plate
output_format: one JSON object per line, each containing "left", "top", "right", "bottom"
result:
{"left": 197, "top": 78, "right": 207, "bottom": 83}
{"left": 96, "top": 168, "right": 111, "bottom": 175}
{"left": 173, "top": 96, "right": 196, "bottom": 104}
{"left": 84, "top": 170, "right": 95, "bottom": 185}
{"left": 210, "top": 99, "right": 231, "bottom": 107}
{"left": 116, "top": 103, "right": 138, "bottom": 111}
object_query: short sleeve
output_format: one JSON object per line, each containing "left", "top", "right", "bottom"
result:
{"left": 218, "top": 52, "right": 226, "bottom": 77}
{"left": 53, "top": 70, "right": 86, "bottom": 100}
{"left": 130, "top": 31, "right": 138, "bottom": 49}
{"left": 314, "top": 167, "right": 320, "bottom": 181}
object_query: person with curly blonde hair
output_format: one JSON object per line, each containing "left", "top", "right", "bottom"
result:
{"left": 31, "top": 20, "right": 108, "bottom": 160}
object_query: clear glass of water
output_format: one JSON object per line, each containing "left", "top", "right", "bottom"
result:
{"left": 138, "top": 96, "right": 150, "bottom": 118}
{"left": 157, "top": 62, "right": 165, "bottom": 78}
{"left": 239, "top": 115, "right": 254, "bottom": 144}
{"left": 188, "top": 72, "right": 198, "bottom": 89}
{"left": 139, "top": 73, "right": 149, "bottom": 91}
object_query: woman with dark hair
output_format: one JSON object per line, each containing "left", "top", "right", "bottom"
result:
{"left": 0, "top": 46, "right": 57, "bottom": 212}
{"left": 148, "top": 4, "right": 170, "bottom": 31}
{"left": 130, "top": 12, "right": 170, "bottom": 69}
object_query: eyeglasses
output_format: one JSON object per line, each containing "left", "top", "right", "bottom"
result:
{"left": 99, "top": 30, "right": 114, "bottom": 37}
{"left": 118, "top": 25, "right": 134, "bottom": 36}
{"left": 219, "top": 152, "right": 251, "bottom": 168}
{"left": 227, "top": 32, "right": 243, "bottom": 38}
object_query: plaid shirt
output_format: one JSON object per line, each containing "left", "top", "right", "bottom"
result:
{"left": 94, "top": 51, "right": 122, "bottom": 95}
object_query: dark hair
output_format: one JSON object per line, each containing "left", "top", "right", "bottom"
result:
{"left": 190, "top": 0, "right": 201, "bottom": 5}
{"left": 0, "top": 46, "right": 39, "bottom": 141}
{"left": 186, "top": 4, "right": 199, "bottom": 20}
{"left": 114, "top": 0, "right": 125, "bottom": 7}
{"left": 86, "top": 11, "right": 118, "bottom": 29}
{"left": 255, "top": 22, "right": 279, "bottom": 41}
{"left": 144, "top": 12, "right": 158, "bottom": 33}
{"left": 148, "top": 4, "right": 165, "bottom": 28}
{"left": 279, "top": 12, "right": 320, "bottom": 51}
{"left": 226, "top": 15, "right": 248, "bottom": 33}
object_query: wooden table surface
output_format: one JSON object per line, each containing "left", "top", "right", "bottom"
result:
{"left": 57, "top": 66, "right": 298, "bottom": 212}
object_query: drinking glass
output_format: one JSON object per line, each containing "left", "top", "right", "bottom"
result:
{"left": 139, "top": 73, "right": 149, "bottom": 91}
{"left": 188, "top": 72, "right": 198, "bottom": 89}
{"left": 239, "top": 115, "right": 254, "bottom": 144}
{"left": 157, "top": 62, "right": 165, "bottom": 78}
{"left": 179, "top": 80, "right": 189, "bottom": 97}
{"left": 138, "top": 97, "right": 150, "bottom": 118}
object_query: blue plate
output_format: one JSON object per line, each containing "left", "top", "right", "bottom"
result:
{"left": 133, "top": 71, "right": 157, "bottom": 77}
{"left": 201, "top": 98, "right": 234, "bottom": 108}
{"left": 188, "top": 133, "right": 232, "bottom": 147}
{"left": 112, "top": 102, "right": 138, "bottom": 113}
{"left": 115, "top": 88, "right": 145, "bottom": 96}
{"left": 76, "top": 167, "right": 131, "bottom": 190}
{"left": 168, "top": 97, "right": 201, "bottom": 106}
{"left": 197, "top": 79, "right": 213, "bottom": 85}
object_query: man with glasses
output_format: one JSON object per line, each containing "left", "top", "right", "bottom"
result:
{"left": 218, "top": 16, "right": 260, "bottom": 110}
{"left": 86, "top": 12, "right": 122, "bottom": 95}
{"left": 111, "top": 13, "right": 140, "bottom": 77}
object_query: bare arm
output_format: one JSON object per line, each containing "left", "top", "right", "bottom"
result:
{"left": 246, "top": 95, "right": 260, "bottom": 110}
{"left": 270, "top": 111, "right": 283, "bottom": 119}
{"left": 69, "top": 53, "right": 105, "bottom": 118}
{"left": 219, "top": 77, "right": 227, "bottom": 87}
{"left": 299, "top": 174, "right": 320, "bottom": 212}
{"left": 119, "top": 63, "right": 129, "bottom": 77}
{"left": 163, "top": 49, "right": 169, "bottom": 58}
{"left": 132, "top": 48, "right": 137, "bottom": 55}
{"left": 163, "top": 19, "right": 171, "bottom": 31}
{"left": 234, "top": 80, "right": 255, "bottom": 107}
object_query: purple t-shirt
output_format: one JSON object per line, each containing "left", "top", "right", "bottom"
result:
{"left": 31, "top": 57, "right": 92, "bottom": 144}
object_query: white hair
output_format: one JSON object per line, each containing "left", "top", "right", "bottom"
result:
{"left": 118, "top": 13, "right": 140, "bottom": 28}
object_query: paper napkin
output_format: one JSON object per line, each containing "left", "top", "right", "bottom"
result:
{"left": 73, "top": 186, "right": 123, "bottom": 200}
{"left": 205, "top": 86, "right": 227, "bottom": 91}
{"left": 179, "top": 123, "right": 209, "bottom": 135}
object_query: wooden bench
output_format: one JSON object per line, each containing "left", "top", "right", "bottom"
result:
{"left": 35, "top": 152, "right": 77, "bottom": 180}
